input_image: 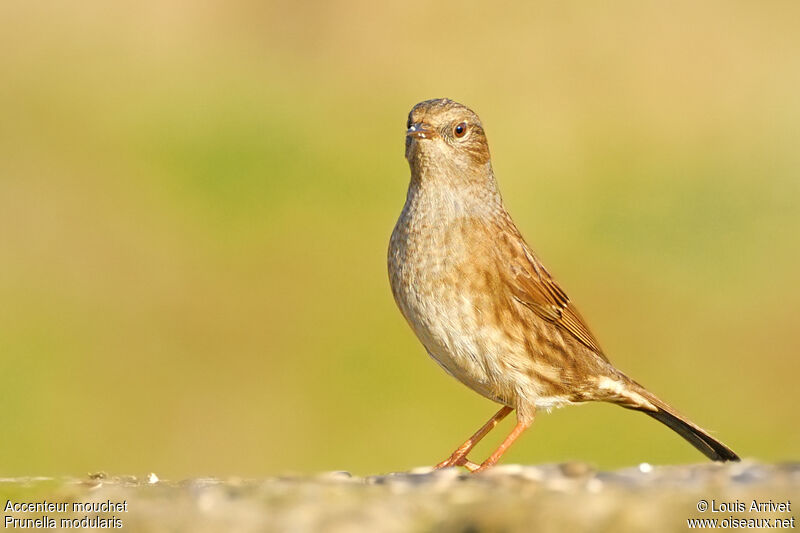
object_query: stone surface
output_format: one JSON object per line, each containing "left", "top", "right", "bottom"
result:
{"left": 1, "top": 461, "right": 797, "bottom": 532}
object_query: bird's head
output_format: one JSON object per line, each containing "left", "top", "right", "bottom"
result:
{"left": 405, "top": 99, "right": 492, "bottom": 179}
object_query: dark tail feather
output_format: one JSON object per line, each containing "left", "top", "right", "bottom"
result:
{"left": 641, "top": 407, "right": 739, "bottom": 462}
{"left": 617, "top": 376, "right": 740, "bottom": 462}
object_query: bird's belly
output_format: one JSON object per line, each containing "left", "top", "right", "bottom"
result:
{"left": 392, "top": 265, "right": 579, "bottom": 414}
{"left": 390, "top": 249, "right": 488, "bottom": 387}
{"left": 413, "top": 312, "right": 508, "bottom": 404}
{"left": 393, "top": 266, "right": 523, "bottom": 406}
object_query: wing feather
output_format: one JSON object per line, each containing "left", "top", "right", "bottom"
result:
{"left": 507, "top": 241, "right": 609, "bottom": 362}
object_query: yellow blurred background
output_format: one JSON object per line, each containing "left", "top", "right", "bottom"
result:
{"left": 1, "top": 1, "right": 798, "bottom": 478}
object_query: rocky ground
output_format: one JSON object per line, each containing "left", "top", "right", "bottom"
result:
{"left": 1, "top": 461, "right": 797, "bottom": 532}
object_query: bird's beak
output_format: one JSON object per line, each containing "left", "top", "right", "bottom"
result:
{"left": 406, "top": 123, "right": 435, "bottom": 140}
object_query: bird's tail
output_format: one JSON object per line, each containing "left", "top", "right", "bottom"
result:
{"left": 610, "top": 373, "right": 740, "bottom": 462}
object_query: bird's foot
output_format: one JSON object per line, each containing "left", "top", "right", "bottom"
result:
{"left": 434, "top": 454, "right": 464, "bottom": 469}
{"left": 434, "top": 441, "right": 474, "bottom": 469}
{"left": 470, "top": 457, "right": 498, "bottom": 473}
{"left": 434, "top": 453, "right": 481, "bottom": 471}
{"left": 462, "top": 459, "right": 482, "bottom": 472}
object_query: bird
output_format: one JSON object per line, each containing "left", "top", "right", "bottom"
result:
{"left": 387, "top": 98, "right": 739, "bottom": 472}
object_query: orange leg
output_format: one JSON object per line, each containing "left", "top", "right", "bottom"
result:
{"left": 434, "top": 406, "right": 513, "bottom": 469}
{"left": 472, "top": 418, "right": 532, "bottom": 473}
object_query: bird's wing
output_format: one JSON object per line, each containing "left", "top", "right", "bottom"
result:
{"left": 506, "top": 242, "right": 609, "bottom": 362}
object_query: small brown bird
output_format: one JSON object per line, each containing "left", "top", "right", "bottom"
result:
{"left": 388, "top": 98, "right": 738, "bottom": 472}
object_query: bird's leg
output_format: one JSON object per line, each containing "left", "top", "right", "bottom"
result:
{"left": 434, "top": 406, "right": 513, "bottom": 469}
{"left": 472, "top": 418, "right": 532, "bottom": 473}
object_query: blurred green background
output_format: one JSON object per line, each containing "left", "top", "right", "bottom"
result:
{"left": 1, "top": 1, "right": 798, "bottom": 478}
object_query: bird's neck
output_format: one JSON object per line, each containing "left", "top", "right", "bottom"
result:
{"left": 405, "top": 162, "right": 506, "bottom": 222}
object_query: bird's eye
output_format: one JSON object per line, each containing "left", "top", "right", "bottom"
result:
{"left": 407, "top": 118, "right": 412, "bottom": 129}
{"left": 454, "top": 122, "right": 467, "bottom": 138}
